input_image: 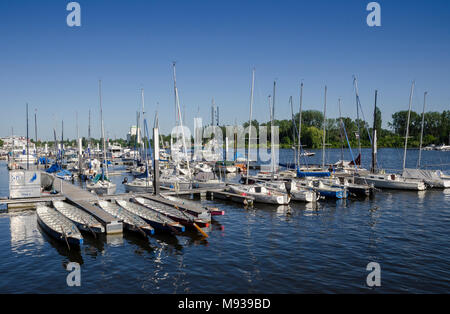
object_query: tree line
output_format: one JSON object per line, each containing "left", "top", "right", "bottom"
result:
{"left": 241, "top": 109, "right": 450, "bottom": 149}
{"left": 10, "top": 109, "right": 448, "bottom": 151}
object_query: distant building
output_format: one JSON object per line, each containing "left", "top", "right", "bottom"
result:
{"left": 127, "top": 125, "right": 141, "bottom": 144}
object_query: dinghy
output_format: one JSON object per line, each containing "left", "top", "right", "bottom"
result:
{"left": 116, "top": 199, "right": 185, "bottom": 233}
{"left": 86, "top": 178, "right": 117, "bottom": 195}
{"left": 53, "top": 200, "right": 105, "bottom": 234}
{"left": 124, "top": 177, "right": 153, "bottom": 193}
{"left": 36, "top": 205, "right": 83, "bottom": 247}
{"left": 263, "top": 181, "right": 318, "bottom": 203}
{"left": 228, "top": 184, "right": 290, "bottom": 205}
{"left": 97, "top": 200, "right": 154, "bottom": 236}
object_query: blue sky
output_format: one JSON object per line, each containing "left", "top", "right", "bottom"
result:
{"left": 0, "top": 0, "right": 449, "bottom": 140}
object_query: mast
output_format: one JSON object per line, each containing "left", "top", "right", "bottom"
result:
{"left": 338, "top": 98, "right": 344, "bottom": 162}
{"left": 173, "top": 62, "right": 179, "bottom": 126}
{"left": 290, "top": 96, "right": 296, "bottom": 168}
{"left": 322, "top": 86, "right": 327, "bottom": 168}
{"left": 297, "top": 83, "right": 303, "bottom": 169}
{"left": 141, "top": 88, "right": 149, "bottom": 179}
{"left": 99, "top": 79, "right": 108, "bottom": 180}
{"left": 353, "top": 76, "right": 362, "bottom": 157}
{"left": 246, "top": 68, "right": 255, "bottom": 185}
{"left": 403, "top": 81, "right": 415, "bottom": 171}
{"left": 26, "top": 103, "right": 29, "bottom": 170}
{"left": 61, "top": 120, "right": 64, "bottom": 160}
{"left": 371, "top": 90, "right": 378, "bottom": 173}
{"left": 34, "top": 109, "right": 38, "bottom": 145}
{"left": 271, "top": 81, "right": 276, "bottom": 176}
{"left": 172, "top": 62, "right": 191, "bottom": 178}
{"left": 417, "top": 91, "right": 427, "bottom": 168}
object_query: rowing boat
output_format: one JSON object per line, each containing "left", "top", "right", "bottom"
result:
{"left": 161, "top": 194, "right": 224, "bottom": 216}
{"left": 133, "top": 197, "right": 210, "bottom": 228}
{"left": 97, "top": 200, "right": 154, "bottom": 237}
{"left": 36, "top": 205, "right": 83, "bottom": 247}
{"left": 53, "top": 200, "right": 105, "bottom": 234}
{"left": 115, "top": 199, "right": 185, "bottom": 234}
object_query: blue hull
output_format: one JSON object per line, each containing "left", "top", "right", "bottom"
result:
{"left": 317, "top": 189, "right": 348, "bottom": 199}
{"left": 297, "top": 170, "right": 331, "bottom": 178}
{"left": 140, "top": 217, "right": 185, "bottom": 234}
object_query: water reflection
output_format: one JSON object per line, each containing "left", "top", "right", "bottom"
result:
{"left": 9, "top": 211, "right": 44, "bottom": 254}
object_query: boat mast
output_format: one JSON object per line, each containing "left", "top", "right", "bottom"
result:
{"left": 322, "top": 86, "right": 327, "bottom": 169}
{"left": 246, "top": 68, "right": 255, "bottom": 185}
{"left": 99, "top": 79, "right": 108, "bottom": 180}
{"left": 297, "top": 83, "right": 303, "bottom": 169}
{"left": 417, "top": 91, "right": 427, "bottom": 168}
{"left": 26, "top": 103, "right": 29, "bottom": 170}
{"left": 371, "top": 90, "right": 378, "bottom": 173}
{"left": 34, "top": 109, "right": 38, "bottom": 145}
{"left": 172, "top": 62, "right": 191, "bottom": 179}
{"left": 290, "top": 96, "right": 296, "bottom": 168}
{"left": 271, "top": 81, "right": 276, "bottom": 176}
{"left": 353, "top": 76, "right": 362, "bottom": 157}
{"left": 338, "top": 98, "right": 344, "bottom": 162}
{"left": 141, "top": 88, "right": 149, "bottom": 180}
{"left": 403, "top": 81, "right": 415, "bottom": 171}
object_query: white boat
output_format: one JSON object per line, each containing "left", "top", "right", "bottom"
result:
{"left": 357, "top": 173, "right": 426, "bottom": 191}
{"left": 124, "top": 177, "right": 153, "bottom": 192}
{"left": 194, "top": 163, "right": 213, "bottom": 173}
{"left": 228, "top": 184, "right": 290, "bottom": 205}
{"left": 86, "top": 178, "right": 117, "bottom": 195}
{"left": 402, "top": 168, "right": 450, "bottom": 189}
{"left": 159, "top": 175, "right": 192, "bottom": 190}
{"left": 263, "top": 180, "right": 318, "bottom": 203}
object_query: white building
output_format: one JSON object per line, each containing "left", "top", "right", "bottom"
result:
{"left": 127, "top": 125, "right": 141, "bottom": 144}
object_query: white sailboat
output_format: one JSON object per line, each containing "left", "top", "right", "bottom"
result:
{"left": 358, "top": 82, "right": 426, "bottom": 191}
{"left": 124, "top": 88, "right": 153, "bottom": 193}
{"left": 86, "top": 80, "right": 117, "bottom": 195}
{"left": 229, "top": 184, "right": 290, "bottom": 205}
{"left": 402, "top": 92, "right": 450, "bottom": 188}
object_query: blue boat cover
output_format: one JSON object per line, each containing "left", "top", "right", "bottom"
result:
{"left": 46, "top": 163, "right": 62, "bottom": 173}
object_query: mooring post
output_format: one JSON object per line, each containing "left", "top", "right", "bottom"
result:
{"left": 153, "top": 127, "right": 160, "bottom": 195}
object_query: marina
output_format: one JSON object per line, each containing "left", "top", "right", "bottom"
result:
{"left": 0, "top": 0, "right": 450, "bottom": 296}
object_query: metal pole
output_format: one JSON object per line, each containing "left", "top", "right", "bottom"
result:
{"left": 298, "top": 83, "right": 303, "bottom": 169}
{"left": 153, "top": 127, "right": 160, "bottom": 195}
{"left": 246, "top": 68, "right": 255, "bottom": 185}
{"left": 371, "top": 90, "right": 378, "bottom": 173}
{"left": 26, "top": 103, "right": 29, "bottom": 170}
{"left": 354, "top": 77, "right": 362, "bottom": 157}
{"left": 417, "top": 92, "right": 427, "bottom": 168}
{"left": 403, "top": 81, "right": 415, "bottom": 170}
{"left": 322, "top": 86, "right": 327, "bottom": 169}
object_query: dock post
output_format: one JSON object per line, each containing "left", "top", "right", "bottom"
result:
{"left": 153, "top": 127, "right": 160, "bottom": 195}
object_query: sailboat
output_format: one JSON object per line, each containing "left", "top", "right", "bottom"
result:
{"left": 297, "top": 85, "right": 331, "bottom": 178}
{"left": 401, "top": 91, "right": 450, "bottom": 188}
{"left": 86, "top": 80, "right": 117, "bottom": 195}
{"left": 357, "top": 82, "right": 426, "bottom": 191}
{"left": 124, "top": 89, "right": 154, "bottom": 193}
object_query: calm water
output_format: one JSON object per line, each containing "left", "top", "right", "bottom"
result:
{"left": 0, "top": 148, "right": 449, "bottom": 293}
